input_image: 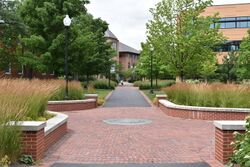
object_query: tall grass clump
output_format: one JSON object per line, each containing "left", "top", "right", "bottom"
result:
{"left": 163, "top": 83, "right": 250, "bottom": 108}
{"left": 50, "top": 80, "right": 84, "bottom": 100}
{"left": 134, "top": 80, "right": 175, "bottom": 90}
{"left": 0, "top": 79, "right": 59, "bottom": 163}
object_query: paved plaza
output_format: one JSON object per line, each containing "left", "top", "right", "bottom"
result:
{"left": 42, "top": 87, "right": 223, "bottom": 167}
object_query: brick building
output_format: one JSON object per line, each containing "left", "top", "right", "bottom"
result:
{"left": 104, "top": 29, "right": 140, "bottom": 71}
{"left": 202, "top": 3, "right": 250, "bottom": 63}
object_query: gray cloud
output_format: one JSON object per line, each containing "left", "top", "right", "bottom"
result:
{"left": 87, "top": 0, "right": 250, "bottom": 50}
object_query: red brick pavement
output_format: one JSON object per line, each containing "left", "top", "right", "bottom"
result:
{"left": 40, "top": 107, "right": 223, "bottom": 167}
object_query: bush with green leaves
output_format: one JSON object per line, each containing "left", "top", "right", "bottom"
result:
{"left": 229, "top": 116, "right": 250, "bottom": 167}
{"left": 134, "top": 80, "right": 175, "bottom": 90}
{"left": 82, "top": 79, "right": 117, "bottom": 90}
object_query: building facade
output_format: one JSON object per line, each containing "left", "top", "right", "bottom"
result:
{"left": 104, "top": 29, "right": 140, "bottom": 71}
{"left": 202, "top": 3, "right": 250, "bottom": 63}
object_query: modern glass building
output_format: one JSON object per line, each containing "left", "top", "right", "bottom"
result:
{"left": 202, "top": 3, "right": 250, "bottom": 63}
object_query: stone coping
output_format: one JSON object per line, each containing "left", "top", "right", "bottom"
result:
{"left": 48, "top": 99, "right": 95, "bottom": 105}
{"left": 44, "top": 111, "right": 68, "bottom": 136}
{"left": 159, "top": 99, "right": 250, "bottom": 113}
{"left": 84, "top": 94, "right": 98, "bottom": 97}
{"left": 8, "top": 121, "right": 46, "bottom": 131}
{"left": 9, "top": 111, "right": 68, "bottom": 134}
{"left": 214, "top": 121, "right": 246, "bottom": 130}
{"left": 156, "top": 94, "right": 167, "bottom": 98}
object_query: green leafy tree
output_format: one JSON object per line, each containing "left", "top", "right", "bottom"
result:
{"left": 217, "top": 51, "right": 238, "bottom": 83}
{"left": 200, "top": 56, "right": 217, "bottom": 83}
{"left": 19, "top": 0, "right": 114, "bottom": 79}
{"left": 136, "top": 42, "right": 171, "bottom": 85}
{"left": 0, "top": 0, "right": 26, "bottom": 71}
{"left": 237, "top": 29, "right": 250, "bottom": 80}
{"left": 145, "top": 0, "right": 224, "bottom": 82}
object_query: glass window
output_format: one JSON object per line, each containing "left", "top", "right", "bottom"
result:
{"left": 237, "top": 17, "right": 248, "bottom": 21}
{"left": 112, "top": 43, "right": 117, "bottom": 50}
{"left": 220, "top": 22, "right": 226, "bottom": 28}
{"left": 219, "top": 18, "right": 226, "bottom": 22}
{"left": 209, "top": 24, "right": 214, "bottom": 28}
{"left": 237, "top": 21, "right": 248, "bottom": 28}
{"left": 17, "top": 65, "right": 24, "bottom": 75}
{"left": 225, "top": 22, "right": 236, "bottom": 28}
{"left": 4, "top": 64, "right": 11, "bottom": 74}
{"left": 226, "top": 17, "right": 236, "bottom": 21}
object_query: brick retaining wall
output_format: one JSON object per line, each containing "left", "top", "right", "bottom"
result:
{"left": 214, "top": 121, "right": 246, "bottom": 164}
{"left": 20, "top": 112, "right": 68, "bottom": 160}
{"left": 48, "top": 99, "right": 96, "bottom": 111}
{"left": 159, "top": 100, "right": 250, "bottom": 120}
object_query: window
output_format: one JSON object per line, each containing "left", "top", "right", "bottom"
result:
{"left": 225, "top": 22, "right": 236, "bottom": 28}
{"left": 112, "top": 43, "right": 117, "bottom": 50}
{"left": 18, "top": 65, "right": 24, "bottom": 75}
{"left": 212, "top": 16, "right": 250, "bottom": 29}
{"left": 4, "top": 64, "right": 11, "bottom": 74}
{"left": 237, "top": 21, "right": 248, "bottom": 28}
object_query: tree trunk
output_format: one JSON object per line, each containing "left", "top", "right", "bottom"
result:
{"left": 28, "top": 68, "right": 33, "bottom": 80}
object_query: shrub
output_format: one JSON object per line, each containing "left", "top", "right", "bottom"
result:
{"left": 82, "top": 79, "right": 117, "bottom": 90}
{"left": 163, "top": 83, "right": 250, "bottom": 108}
{"left": 229, "top": 116, "right": 250, "bottom": 167}
{"left": 0, "top": 79, "right": 59, "bottom": 163}
{"left": 50, "top": 80, "right": 84, "bottom": 100}
{"left": 134, "top": 80, "right": 175, "bottom": 90}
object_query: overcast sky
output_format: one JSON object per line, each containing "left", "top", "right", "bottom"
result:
{"left": 86, "top": 0, "right": 250, "bottom": 50}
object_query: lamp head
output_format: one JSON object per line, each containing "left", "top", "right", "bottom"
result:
{"left": 63, "top": 15, "right": 71, "bottom": 27}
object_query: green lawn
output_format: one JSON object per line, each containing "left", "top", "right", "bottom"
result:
{"left": 83, "top": 89, "right": 112, "bottom": 99}
{"left": 142, "top": 90, "right": 165, "bottom": 102}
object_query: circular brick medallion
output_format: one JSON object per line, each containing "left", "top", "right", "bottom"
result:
{"left": 103, "top": 119, "right": 152, "bottom": 126}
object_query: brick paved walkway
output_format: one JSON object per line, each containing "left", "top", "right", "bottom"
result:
{"left": 41, "top": 107, "right": 223, "bottom": 167}
{"left": 103, "top": 87, "right": 151, "bottom": 108}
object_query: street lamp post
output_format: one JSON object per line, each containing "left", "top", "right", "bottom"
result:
{"left": 63, "top": 15, "right": 72, "bottom": 99}
{"left": 150, "top": 48, "right": 154, "bottom": 94}
{"left": 227, "top": 55, "right": 230, "bottom": 84}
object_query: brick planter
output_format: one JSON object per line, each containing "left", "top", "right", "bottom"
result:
{"left": 18, "top": 111, "right": 68, "bottom": 160}
{"left": 156, "top": 95, "right": 167, "bottom": 107}
{"left": 84, "top": 94, "right": 98, "bottom": 107}
{"left": 159, "top": 100, "right": 250, "bottom": 120}
{"left": 214, "top": 121, "right": 246, "bottom": 164}
{"left": 48, "top": 99, "right": 97, "bottom": 111}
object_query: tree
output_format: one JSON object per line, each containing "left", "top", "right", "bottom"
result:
{"left": 136, "top": 42, "right": 171, "bottom": 86}
{"left": 200, "top": 56, "right": 217, "bottom": 83}
{"left": 237, "top": 29, "right": 250, "bottom": 80}
{"left": 145, "top": 0, "right": 224, "bottom": 82}
{"left": 19, "top": 0, "right": 114, "bottom": 79}
{"left": 216, "top": 51, "right": 238, "bottom": 83}
{"left": 0, "top": 0, "right": 26, "bottom": 71}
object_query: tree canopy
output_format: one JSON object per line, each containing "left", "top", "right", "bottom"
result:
{"left": 141, "top": 0, "right": 224, "bottom": 82}
{"left": 0, "top": 0, "right": 115, "bottom": 79}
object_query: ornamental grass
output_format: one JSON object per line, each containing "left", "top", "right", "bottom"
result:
{"left": 0, "top": 79, "right": 59, "bottom": 163}
{"left": 163, "top": 83, "right": 250, "bottom": 108}
{"left": 0, "top": 79, "right": 83, "bottom": 164}
{"left": 50, "top": 80, "right": 84, "bottom": 100}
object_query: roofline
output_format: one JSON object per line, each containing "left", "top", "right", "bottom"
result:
{"left": 210, "top": 3, "right": 250, "bottom": 7}
{"left": 105, "top": 36, "right": 119, "bottom": 41}
{"left": 120, "top": 51, "right": 140, "bottom": 55}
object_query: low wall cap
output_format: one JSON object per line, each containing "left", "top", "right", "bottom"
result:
{"left": 159, "top": 99, "right": 250, "bottom": 113}
{"left": 214, "top": 121, "right": 246, "bottom": 130}
{"left": 48, "top": 99, "right": 95, "bottom": 104}
{"left": 84, "top": 94, "right": 98, "bottom": 97}
{"left": 156, "top": 94, "right": 167, "bottom": 98}
{"left": 9, "top": 121, "right": 46, "bottom": 131}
